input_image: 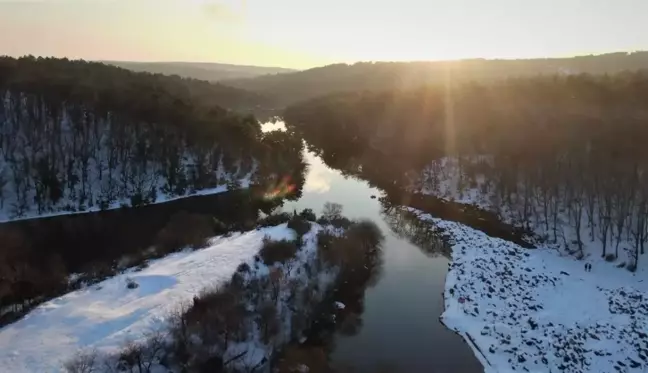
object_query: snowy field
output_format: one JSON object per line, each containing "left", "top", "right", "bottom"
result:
{"left": 409, "top": 209, "right": 648, "bottom": 373}
{"left": 0, "top": 224, "right": 294, "bottom": 372}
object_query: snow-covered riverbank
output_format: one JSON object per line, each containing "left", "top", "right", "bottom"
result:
{"left": 0, "top": 222, "right": 330, "bottom": 372}
{"left": 409, "top": 209, "right": 648, "bottom": 373}
{"left": 0, "top": 175, "right": 252, "bottom": 224}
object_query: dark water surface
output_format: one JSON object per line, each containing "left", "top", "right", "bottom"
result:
{"left": 274, "top": 122, "right": 482, "bottom": 372}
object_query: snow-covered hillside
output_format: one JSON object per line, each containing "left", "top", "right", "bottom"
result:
{"left": 0, "top": 224, "right": 298, "bottom": 372}
{"left": 415, "top": 157, "right": 646, "bottom": 269}
{"left": 416, "top": 157, "right": 494, "bottom": 209}
{"left": 0, "top": 176, "right": 252, "bottom": 224}
{"left": 0, "top": 91, "right": 303, "bottom": 223}
{"left": 409, "top": 209, "right": 648, "bottom": 373}
{"left": 0, "top": 146, "right": 256, "bottom": 223}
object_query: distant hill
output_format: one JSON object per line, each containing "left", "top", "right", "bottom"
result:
{"left": 103, "top": 61, "right": 295, "bottom": 82}
{"left": 224, "top": 51, "right": 648, "bottom": 106}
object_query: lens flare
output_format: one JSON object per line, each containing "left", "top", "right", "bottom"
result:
{"left": 263, "top": 175, "right": 297, "bottom": 200}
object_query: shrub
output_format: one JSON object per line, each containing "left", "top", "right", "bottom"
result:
{"left": 166, "top": 307, "right": 193, "bottom": 367}
{"left": 627, "top": 264, "right": 637, "bottom": 273}
{"left": 80, "top": 261, "right": 114, "bottom": 284}
{"left": 194, "top": 355, "right": 224, "bottom": 373}
{"left": 211, "top": 217, "right": 228, "bottom": 233}
{"left": 130, "top": 192, "right": 145, "bottom": 208}
{"left": 98, "top": 199, "right": 111, "bottom": 210}
{"left": 299, "top": 208, "right": 317, "bottom": 222}
{"left": 231, "top": 272, "right": 246, "bottom": 290}
{"left": 346, "top": 220, "right": 385, "bottom": 250}
{"left": 147, "top": 187, "right": 158, "bottom": 205}
{"left": 317, "top": 215, "right": 352, "bottom": 229}
{"left": 117, "top": 253, "right": 150, "bottom": 271}
{"left": 116, "top": 334, "right": 167, "bottom": 373}
{"left": 154, "top": 211, "right": 215, "bottom": 253}
{"left": 64, "top": 349, "right": 99, "bottom": 373}
{"left": 605, "top": 253, "right": 617, "bottom": 262}
{"left": 316, "top": 202, "right": 352, "bottom": 228}
{"left": 317, "top": 221, "right": 385, "bottom": 289}
{"left": 257, "top": 300, "right": 280, "bottom": 344}
{"left": 237, "top": 262, "right": 251, "bottom": 273}
{"left": 126, "top": 277, "right": 139, "bottom": 289}
{"left": 259, "top": 237, "right": 299, "bottom": 265}
{"left": 187, "top": 284, "right": 249, "bottom": 347}
{"left": 275, "top": 346, "right": 328, "bottom": 373}
{"left": 322, "top": 202, "right": 343, "bottom": 221}
{"left": 316, "top": 231, "right": 335, "bottom": 253}
{"left": 258, "top": 212, "right": 292, "bottom": 227}
{"left": 288, "top": 214, "right": 312, "bottom": 244}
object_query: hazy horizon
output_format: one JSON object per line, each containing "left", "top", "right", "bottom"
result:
{"left": 5, "top": 49, "right": 643, "bottom": 71}
{"left": 1, "top": 0, "right": 647, "bottom": 69}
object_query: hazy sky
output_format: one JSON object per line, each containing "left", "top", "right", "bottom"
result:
{"left": 1, "top": 0, "right": 646, "bottom": 69}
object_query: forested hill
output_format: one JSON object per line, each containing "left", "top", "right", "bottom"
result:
{"left": 227, "top": 51, "right": 648, "bottom": 106}
{"left": 0, "top": 56, "right": 304, "bottom": 221}
{"left": 284, "top": 71, "right": 648, "bottom": 269}
{"left": 1, "top": 57, "right": 273, "bottom": 112}
{"left": 105, "top": 61, "right": 295, "bottom": 82}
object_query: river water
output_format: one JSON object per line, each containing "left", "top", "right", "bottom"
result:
{"left": 1, "top": 122, "right": 483, "bottom": 372}
{"left": 267, "top": 122, "right": 482, "bottom": 373}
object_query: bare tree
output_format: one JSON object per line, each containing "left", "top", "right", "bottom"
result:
{"left": 64, "top": 349, "right": 99, "bottom": 373}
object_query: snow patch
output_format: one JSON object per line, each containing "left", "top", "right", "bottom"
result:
{"left": 0, "top": 224, "right": 293, "bottom": 373}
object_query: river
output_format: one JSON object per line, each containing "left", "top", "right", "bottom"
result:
{"left": 269, "top": 122, "right": 483, "bottom": 372}
{"left": 0, "top": 121, "right": 483, "bottom": 373}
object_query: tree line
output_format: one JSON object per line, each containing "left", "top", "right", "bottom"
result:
{"left": 107, "top": 61, "right": 294, "bottom": 84}
{"left": 284, "top": 71, "right": 648, "bottom": 269}
{"left": 227, "top": 51, "right": 648, "bottom": 106}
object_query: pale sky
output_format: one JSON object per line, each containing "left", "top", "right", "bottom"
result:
{"left": 0, "top": 0, "right": 646, "bottom": 69}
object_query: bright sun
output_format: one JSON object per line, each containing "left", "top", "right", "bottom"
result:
{"left": 1, "top": 0, "right": 645, "bottom": 68}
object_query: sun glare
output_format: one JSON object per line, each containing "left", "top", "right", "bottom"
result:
{"left": 1, "top": 0, "right": 646, "bottom": 67}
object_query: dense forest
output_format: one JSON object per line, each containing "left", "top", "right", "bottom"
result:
{"left": 0, "top": 56, "right": 302, "bottom": 220}
{"left": 284, "top": 71, "right": 648, "bottom": 269}
{"left": 227, "top": 51, "right": 648, "bottom": 106}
